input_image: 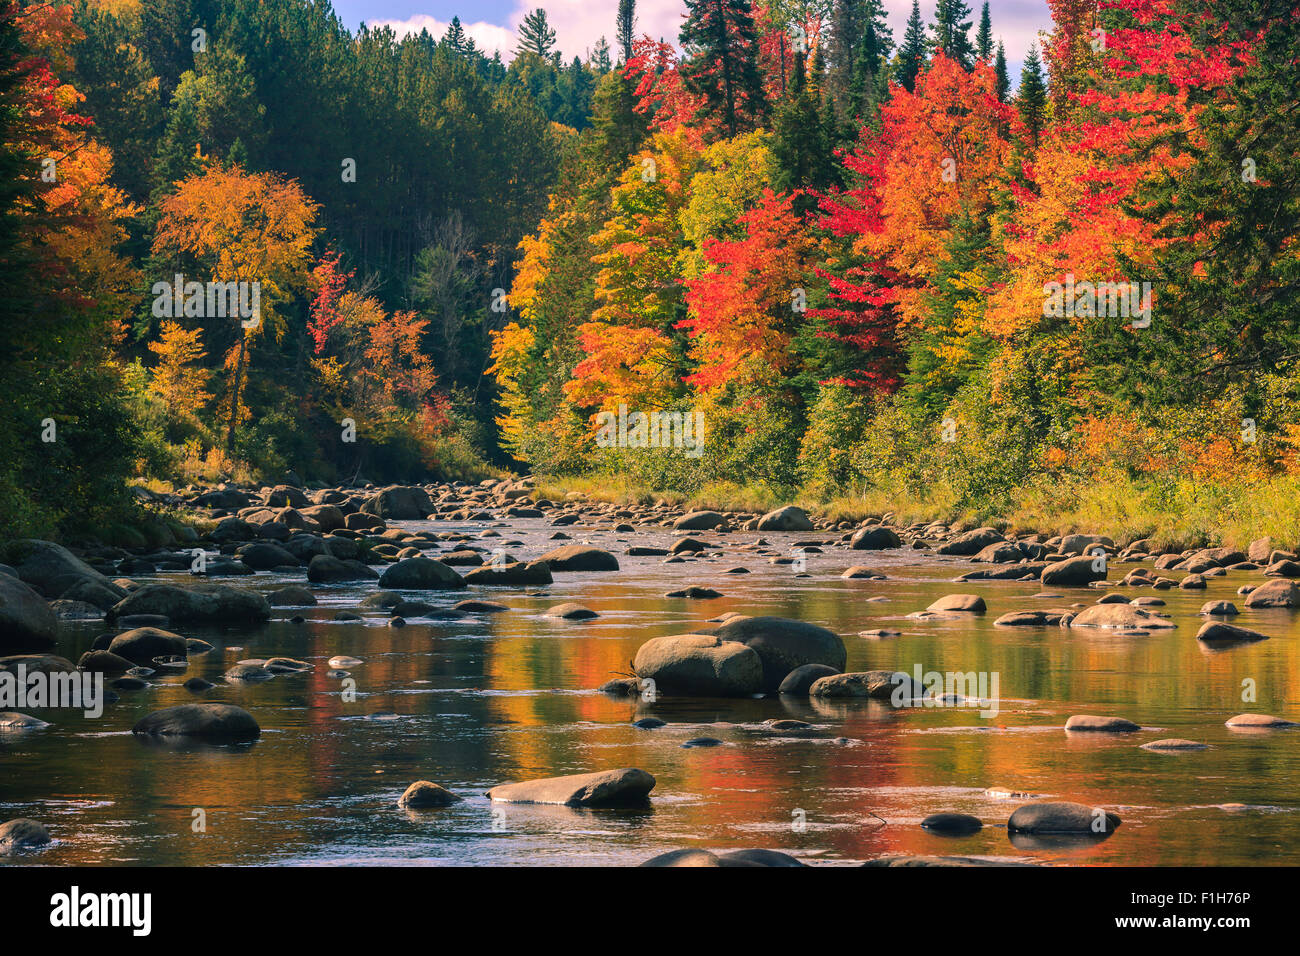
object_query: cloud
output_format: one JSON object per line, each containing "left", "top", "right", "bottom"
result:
{"left": 367, "top": 13, "right": 517, "bottom": 57}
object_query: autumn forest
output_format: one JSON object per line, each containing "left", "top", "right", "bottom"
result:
{"left": 2, "top": 0, "right": 1298, "bottom": 549}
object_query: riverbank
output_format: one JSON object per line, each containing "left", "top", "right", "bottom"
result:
{"left": 533, "top": 471, "right": 1300, "bottom": 555}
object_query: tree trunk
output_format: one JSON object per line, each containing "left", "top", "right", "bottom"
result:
{"left": 225, "top": 332, "right": 248, "bottom": 452}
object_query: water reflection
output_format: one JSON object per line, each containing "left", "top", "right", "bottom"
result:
{"left": 3, "top": 519, "right": 1299, "bottom": 866}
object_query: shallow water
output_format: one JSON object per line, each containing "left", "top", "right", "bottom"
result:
{"left": 4, "top": 518, "right": 1299, "bottom": 866}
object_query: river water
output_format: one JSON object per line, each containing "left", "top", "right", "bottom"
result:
{"left": 4, "top": 518, "right": 1299, "bottom": 866}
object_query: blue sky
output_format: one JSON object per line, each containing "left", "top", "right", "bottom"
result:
{"left": 331, "top": 0, "right": 1052, "bottom": 84}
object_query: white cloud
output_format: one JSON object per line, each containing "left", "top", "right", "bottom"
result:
{"left": 368, "top": 14, "right": 518, "bottom": 58}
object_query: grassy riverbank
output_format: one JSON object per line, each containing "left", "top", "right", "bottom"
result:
{"left": 535, "top": 471, "right": 1300, "bottom": 554}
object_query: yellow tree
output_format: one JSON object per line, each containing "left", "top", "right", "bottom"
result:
{"left": 147, "top": 320, "right": 211, "bottom": 416}
{"left": 152, "top": 164, "right": 319, "bottom": 450}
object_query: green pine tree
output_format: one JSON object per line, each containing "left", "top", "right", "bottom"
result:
{"left": 678, "top": 0, "right": 767, "bottom": 137}
{"left": 994, "top": 40, "right": 1009, "bottom": 101}
{"left": 894, "top": 0, "right": 928, "bottom": 93}
{"left": 617, "top": 0, "right": 636, "bottom": 63}
{"left": 516, "top": 8, "right": 558, "bottom": 59}
{"left": 1017, "top": 44, "right": 1047, "bottom": 146}
{"left": 975, "top": 2, "right": 993, "bottom": 61}
{"left": 930, "top": 0, "right": 976, "bottom": 69}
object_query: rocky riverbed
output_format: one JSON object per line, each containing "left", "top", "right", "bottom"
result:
{"left": 2, "top": 477, "right": 1299, "bottom": 866}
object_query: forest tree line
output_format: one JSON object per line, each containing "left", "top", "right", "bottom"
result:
{"left": 1, "top": 0, "right": 1297, "bottom": 547}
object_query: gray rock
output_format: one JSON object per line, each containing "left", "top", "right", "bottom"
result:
{"left": 108, "top": 584, "right": 271, "bottom": 625}
{"left": 712, "top": 616, "right": 847, "bottom": 691}
{"left": 850, "top": 526, "right": 902, "bottom": 550}
{"left": 639, "top": 848, "right": 805, "bottom": 867}
{"left": 0, "top": 818, "right": 52, "bottom": 853}
{"left": 777, "top": 662, "right": 841, "bottom": 694}
{"left": 756, "top": 506, "right": 814, "bottom": 532}
{"left": 132, "top": 703, "right": 260, "bottom": 740}
{"left": 398, "top": 780, "right": 463, "bottom": 808}
{"left": 673, "top": 511, "right": 725, "bottom": 530}
{"left": 1195, "top": 621, "right": 1268, "bottom": 646}
{"left": 463, "top": 560, "right": 553, "bottom": 586}
{"left": 545, "top": 602, "right": 597, "bottom": 620}
{"left": 268, "top": 585, "right": 317, "bottom": 606}
{"left": 1243, "top": 579, "right": 1300, "bottom": 608}
{"left": 1069, "top": 604, "right": 1175, "bottom": 629}
{"left": 921, "top": 813, "right": 983, "bottom": 835}
{"left": 1007, "top": 801, "right": 1120, "bottom": 834}
{"left": 377, "top": 557, "right": 465, "bottom": 590}
{"left": 633, "top": 634, "right": 764, "bottom": 697}
{"left": 107, "top": 627, "right": 188, "bottom": 666}
{"left": 307, "top": 555, "right": 380, "bottom": 583}
{"left": 486, "top": 768, "right": 655, "bottom": 806}
{"left": 1041, "top": 555, "right": 1107, "bottom": 587}
{"left": 1065, "top": 714, "right": 1141, "bottom": 733}
{"left": 809, "top": 670, "right": 920, "bottom": 701}
{"left": 937, "top": 527, "right": 1003, "bottom": 556}
{"left": 927, "top": 593, "right": 986, "bottom": 612}
{"left": 0, "top": 574, "right": 57, "bottom": 651}
{"left": 536, "top": 545, "right": 620, "bottom": 572}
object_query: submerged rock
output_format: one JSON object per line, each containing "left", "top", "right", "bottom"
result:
{"left": 132, "top": 703, "right": 260, "bottom": 740}
{"left": 1065, "top": 714, "right": 1141, "bottom": 733}
{"left": 0, "top": 818, "right": 52, "bottom": 853}
{"left": 921, "top": 813, "right": 983, "bottom": 835}
{"left": 640, "top": 848, "right": 805, "bottom": 867}
{"left": 398, "top": 781, "right": 463, "bottom": 808}
{"left": 1007, "top": 801, "right": 1120, "bottom": 834}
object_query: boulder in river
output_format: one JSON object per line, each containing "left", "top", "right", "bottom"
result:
{"left": 711, "top": 615, "right": 847, "bottom": 691}
{"left": 107, "top": 584, "right": 271, "bottom": 625}
{"left": 545, "top": 602, "right": 597, "bottom": 620}
{"left": 633, "top": 634, "right": 764, "bottom": 697}
{"left": 361, "top": 485, "right": 434, "bottom": 520}
{"left": 536, "top": 544, "right": 620, "bottom": 572}
{"left": 777, "top": 662, "right": 840, "bottom": 695}
{"left": 1041, "top": 555, "right": 1107, "bottom": 587}
{"left": 850, "top": 526, "right": 902, "bottom": 550}
{"left": 486, "top": 768, "right": 655, "bottom": 807}
{"left": 377, "top": 556, "right": 465, "bottom": 590}
{"left": 673, "top": 511, "right": 725, "bottom": 531}
{"left": 756, "top": 506, "right": 814, "bottom": 532}
{"left": 937, "top": 527, "right": 1003, "bottom": 556}
{"left": 1243, "top": 579, "right": 1300, "bottom": 608}
{"left": 927, "top": 593, "right": 986, "bottom": 612}
{"left": 463, "top": 560, "right": 553, "bottom": 586}
{"left": 809, "top": 670, "right": 920, "bottom": 701}
{"left": 398, "top": 781, "right": 463, "bottom": 809}
{"left": 1, "top": 539, "right": 115, "bottom": 598}
{"left": 1064, "top": 714, "right": 1141, "bottom": 733}
{"left": 1225, "top": 713, "right": 1297, "bottom": 730}
{"left": 0, "top": 818, "right": 52, "bottom": 854}
{"left": 1195, "top": 621, "right": 1268, "bottom": 647}
{"left": 132, "top": 703, "right": 260, "bottom": 740}
{"left": 0, "top": 712, "right": 50, "bottom": 730}
{"left": 107, "top": 627, "right": 188, "bottom": 666}
{"left": 841, "top": 566, "right": 886, "bottom": 580}
{"left": 1068, "top": 604, "right": 1175, "bottom": 630}
{"left": 307, "top": 555, "right": 380, "bottom": 583}
{"left": 0, "top": 574, "right": 57, "bottom": 651}
{"left": 1007, "top": 801, "right": 1121, "bottom": 834}
{"left": 921, "top": 813, "right": 983, "bottom": 835}
{"left": 1141, "top": 739, "right": 1208, "bottom": 751}
{"left": 639, "top": 848, "right": 805, "bottom": 867}
{"left": 268, "top": 585, "right": 317, "bottom": 607}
